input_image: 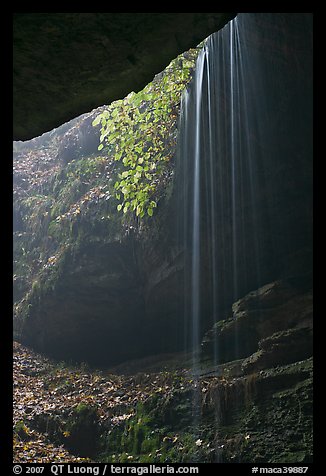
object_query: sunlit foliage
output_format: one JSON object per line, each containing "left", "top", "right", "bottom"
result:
{"left": 92, "top": 51, "right": 199, "bottom": 218}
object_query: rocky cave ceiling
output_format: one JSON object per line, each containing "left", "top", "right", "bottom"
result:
{"left": 13, "top": 12, "right": 236, "bottom": 141}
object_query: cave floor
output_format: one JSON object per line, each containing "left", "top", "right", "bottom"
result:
{"left": 13, "top": 341, "right": 194, "bottom": 463}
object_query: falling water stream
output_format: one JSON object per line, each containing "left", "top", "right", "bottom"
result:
{"left": 176, "top": 12, "right": 312, "bottom": 446}
{"left": 179, "top": 15, "right": 260, "bottom": 369}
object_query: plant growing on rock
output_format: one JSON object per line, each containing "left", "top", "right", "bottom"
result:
{"left": 92, "top": 51, "right": 199, "bottom": 218}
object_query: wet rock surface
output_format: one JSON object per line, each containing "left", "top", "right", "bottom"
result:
{"left": 201, "top": 279, "right": 313, "bottom": 364}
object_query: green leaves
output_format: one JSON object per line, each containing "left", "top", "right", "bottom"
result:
{"left": 92, "top": 115, "right": 101, "bottom": 127}
{"left": 92, "top": 49, "right": 199, "bottom": 219}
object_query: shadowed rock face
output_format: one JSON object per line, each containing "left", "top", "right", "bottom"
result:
{"left": 20, "top": 241, "right": 148, "bottom": 365}
{"left": 201, "top": 279, "right": 313, "bottom": 365}
{"left": 14, "top": 13, "right": 312, "bottom": 368}
{"left": 13, "top": 12, "right": 235, "bottom": 140}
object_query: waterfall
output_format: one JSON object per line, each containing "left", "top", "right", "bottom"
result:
{"left": 176, "top": 12, "right": 312, "bottom": 365}
{"left": 174, "top": 12, "right": 312, "bottom": 460}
